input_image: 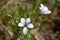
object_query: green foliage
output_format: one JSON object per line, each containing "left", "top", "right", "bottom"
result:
{"left": 41, "top": 0, "right": 47, "bottom": 4}
{"left": 0, "top": 0, "right": 58, "bottom": 40}
{"left": 24, "top": 33, "right": 34, "bottom": 40}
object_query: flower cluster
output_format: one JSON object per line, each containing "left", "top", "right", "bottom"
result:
{"left": 18, "top": 18, "right": 34, "bottom": 35}
{"left": 18, "top": 4, "right": 52, "bottom": 35}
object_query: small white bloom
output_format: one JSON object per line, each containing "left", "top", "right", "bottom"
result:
{"left": 39, "top": 4, "right": 51, "bottom": 14}
{"left": 23, "top": 27, "right": 28, "bottom": 35}
{"left": 18, "top": 18, "right": 34, "bottom": 35}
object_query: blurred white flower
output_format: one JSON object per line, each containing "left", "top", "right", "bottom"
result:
{"left": 18, "top": 18, "right": 34, "bottom": 35}
{"left": 39, "top": 4, "right": 51, "bottom": 14}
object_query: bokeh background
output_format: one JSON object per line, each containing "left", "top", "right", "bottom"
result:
{"left": 0, "top": 0, "right": 60, "bottom": 40}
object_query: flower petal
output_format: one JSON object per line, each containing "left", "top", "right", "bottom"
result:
{"left": 39, "top": 4, "right": 45, "bottom": 10}
{"left": 20, "top": 18, "right": 25, "bottom": 25}
{"left": 27, "top": 23, "right": 34, "bottom": 28}
{"left": 18, "top": 23, "right": 24, "bottom": 27}
{"left": 40, "top": 4, "right": 44, "bottom": 8}
{"left": 45, "top": 10, "right": 51, "bottom": 14}
{"left": 43, "top": 6, "right": 48, "bottom": 12}
{"left": 23, "top": 27, "right": 28, "bottom": 35}
{"left": 26, "top": 18, "right": 31, "bottom": 24}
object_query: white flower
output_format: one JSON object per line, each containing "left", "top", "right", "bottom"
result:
{"left": 18, "top": 18, "right": 34, "bottom": 35}
{"left": 39, "top": 4, "right": 51, "bottom": 14}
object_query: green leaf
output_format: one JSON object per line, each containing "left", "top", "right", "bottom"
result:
{"left": 25, "top": 33, "right": 34, "bottom": 40}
